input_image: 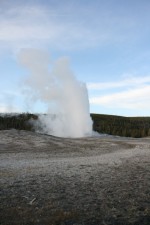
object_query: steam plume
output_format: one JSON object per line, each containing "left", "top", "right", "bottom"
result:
{"left": 19, "top": 49, "right": 93, "bottom": 137}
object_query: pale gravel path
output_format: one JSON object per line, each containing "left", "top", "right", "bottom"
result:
{"left": 0, "top": 130, "right": 150, "bottom": 225}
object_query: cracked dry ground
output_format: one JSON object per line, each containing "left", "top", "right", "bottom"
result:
{"left": 0, "top": 130, "right": 150, "bottom": 225}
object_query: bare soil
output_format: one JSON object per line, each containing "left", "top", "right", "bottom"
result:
{"left": 0, "top": 130, "right": 150, "bottom": 225}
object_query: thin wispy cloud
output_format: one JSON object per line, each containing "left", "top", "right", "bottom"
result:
{"left": 0, "top": 1, "right": 144, "bottom": 52}
{"left": 89, "top": 76, "right": 150, "bottom": 112}
{"left": 87, "top": 76, "right": 150, "bottom": 90}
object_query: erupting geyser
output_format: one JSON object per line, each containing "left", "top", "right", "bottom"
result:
{"left": 19, "top": 49, "right": 93, "bottom": 137}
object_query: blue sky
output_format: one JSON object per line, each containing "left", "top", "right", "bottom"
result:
{"left": 0, "top": 0, "right": 150, "bottom": 116}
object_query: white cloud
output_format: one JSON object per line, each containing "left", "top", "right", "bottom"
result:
{"left": 0, "top": 2, "right": 141, "bottom": 52}
{"left": 0, "top": 5, "right": 86, "bottom": 50}
{"left": 89, "top": 76, "right": 150, "bottom": 111}
{"left": 0, "top": 104, "right": 21, "bottom": 113}
{"left": 87, "top": 75, "right": 150, "bottom": 90}
{"left": 0, "top": 6, "right": 66, "bottom": 49}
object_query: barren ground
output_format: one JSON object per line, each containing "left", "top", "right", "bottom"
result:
{"left": 0, "top": 130, "right": 150, "bottom": 225}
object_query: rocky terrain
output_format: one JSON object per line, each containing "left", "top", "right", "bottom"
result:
{"left": 0, "top": 130, "right": 150, "bottom": 225}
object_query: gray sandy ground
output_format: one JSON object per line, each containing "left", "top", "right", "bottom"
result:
{"left": 0, "top": 130, "right": 150, "bottom": 225}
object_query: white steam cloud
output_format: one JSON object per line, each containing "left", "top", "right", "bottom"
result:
{"left": 19, "top": 49, "right": 93, "bottom": 138}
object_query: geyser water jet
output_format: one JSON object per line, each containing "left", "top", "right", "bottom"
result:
{"left": 19, "top": 49, "right": 93, "bottom": 137}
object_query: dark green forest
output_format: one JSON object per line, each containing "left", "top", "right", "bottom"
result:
{"left": 0, "top": 113, "right": 150, "bottom": 138}
{"left": 91, "top": 114, "right": 150, "bottom": 138}
{"left": 0, "top": 113, "right": 37, "bottom": 132}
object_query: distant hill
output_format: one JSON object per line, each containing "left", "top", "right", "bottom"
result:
{"left": 0, "top": 113, "right": 150, "bottom": 138}
{"left": 91, "top": 113, "right": 150, "bottom": 138}
{"left": 0, "top": 113, "right": 37, "bottom": 132}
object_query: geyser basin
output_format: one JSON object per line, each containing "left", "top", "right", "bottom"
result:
{"left": 19, "top": 49, "right": 93, "bottom": 138}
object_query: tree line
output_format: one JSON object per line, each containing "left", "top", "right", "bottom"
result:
{"left": 0, "top": 113, "right": 37, "bottom": 131}
{"left": 91, "top": 114, "right": 150, "bottom": 138}
{"left": 0, "top": 113, "right": 150, "bottom": 138}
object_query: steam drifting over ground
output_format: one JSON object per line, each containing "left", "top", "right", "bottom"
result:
{"left": 19, "top": 49, "right": 93, "bottom": 137}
